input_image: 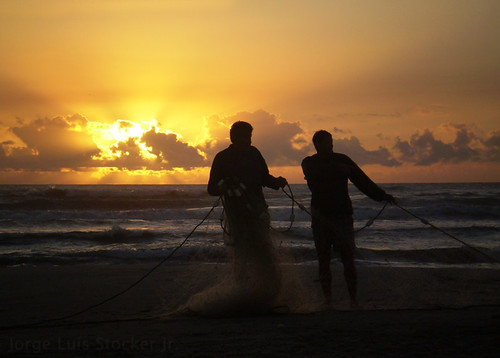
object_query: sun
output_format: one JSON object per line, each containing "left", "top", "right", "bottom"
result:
{"left": 109, "top": 120, "right": 149, "bottom": 142}
{"left": 88, "top": 118, "right": 161, "bottom": 161}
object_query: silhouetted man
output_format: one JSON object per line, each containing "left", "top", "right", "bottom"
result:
{"left": 206, "top": 121, "right": 287, "bottom": 310}
{"left": 302, "top": 130, "right": 395, "bottom": 307}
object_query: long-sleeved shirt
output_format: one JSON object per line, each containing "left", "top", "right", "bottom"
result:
{"left": 207, "top": 145, "right": 282, "bottom": 201}
{"left": 301, "top": 152, "right": 387, "bottom": 214}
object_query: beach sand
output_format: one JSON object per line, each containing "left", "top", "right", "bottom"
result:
{"left": 0, "top": 263, "right": 499, "bottom": 357}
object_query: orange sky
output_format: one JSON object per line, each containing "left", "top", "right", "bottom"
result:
{"left": 1, "top": 0, "right": 499, "bottom": 184}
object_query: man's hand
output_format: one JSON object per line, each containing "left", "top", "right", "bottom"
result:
{"left": 384, "top": 193, "right": 397, "bottom": 204}
{"left": 276, "top": 176, "right": 288, "bottom": 189}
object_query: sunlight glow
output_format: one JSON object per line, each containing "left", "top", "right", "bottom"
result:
{"left": 109, "top": 120, "right": 147, "bottom": 142}
{"left": 90, "top": 166, "right": 211, "bottom": 184}
{"left": 88, "top": 118, "right": 162, "bottom": 161}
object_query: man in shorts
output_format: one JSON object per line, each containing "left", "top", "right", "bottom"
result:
{"left": 302, "top": 130, "right": 395, "bottom": 307}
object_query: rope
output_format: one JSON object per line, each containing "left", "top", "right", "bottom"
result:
{"left": 280, "top": 186, "right": 387, "bottom": 234}
{"left": 0, "top": 197, "right": 222, "bottom": 331}
{"left": 395, "top": 203, "right": 499, "bottom": 264}
{"left": 280, "top": 187, "right": 312, "bottom": 217}
{"left": 270, "top": 184, "right": 295, "bottom": 233}
{"left": 7, "top": 184, "right": 495, "bottom": 330}
{"left": 354, "top": 201, "right": 388, "bottom": 233}
{"left": 282, "top": 187, "right": 498, "bottom": 264}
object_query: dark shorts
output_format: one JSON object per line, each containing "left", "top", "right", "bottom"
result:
{"left": 311, "top": 207, "right": 355, "bottom": 253}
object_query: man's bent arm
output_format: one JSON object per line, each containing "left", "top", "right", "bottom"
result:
{"left": 207, "top": 155, "right": 224, "bottom": 196}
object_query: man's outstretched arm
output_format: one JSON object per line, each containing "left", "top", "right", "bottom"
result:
{"left": 349, "top": 160, "right": 396, "bottom": 203}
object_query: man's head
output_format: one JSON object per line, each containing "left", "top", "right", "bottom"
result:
{"left": 230, "top": 121, "right": 252, "bottom": 150}
{"left": 312, "top": 130, "right": 333, "bottom": 155}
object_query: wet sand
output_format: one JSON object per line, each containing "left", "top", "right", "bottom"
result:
{"left": 0, "top": 263, "right": 499, "bottom": 356}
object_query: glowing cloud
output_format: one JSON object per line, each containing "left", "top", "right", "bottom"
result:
{"left": 1, "top": 111, "right": 499, "bottom": 184}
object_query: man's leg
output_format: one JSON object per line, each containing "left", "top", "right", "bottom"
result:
{"left": 340, "top": 246, "right": 358, "bottom": 306}
{"left": 313, "top": 208, "right": 338, "bottom": 305}
{"left": 313, "top": 223, "right": 332, "bottom": 305}
{"left": 339, "top": 215, "right": 358, "bottom": 307}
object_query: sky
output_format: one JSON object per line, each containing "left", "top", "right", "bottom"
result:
{"left": 1, "top": 0, "right": 499, "bottom": 184}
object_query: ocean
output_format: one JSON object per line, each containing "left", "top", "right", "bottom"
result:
{"left": 0, "top": 183, "right": 499, "bottom": 268}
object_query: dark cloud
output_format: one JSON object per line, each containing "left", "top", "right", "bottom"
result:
{"left": 200, "top": 110, "right": 425, "bottom": 168}
{"left": 313, "top": 123, "right": 500, "bottom": 167}
{"left": 393, "top": 124, "right": 499, "bottom": 165}
{"left": 198, "top": 115, "right": 231, "bottom": 158}
{"left": 118, "top": 121, "right": 134, "bottom": 129}
{"left": 201, "top": 110, "right": 310, "bottom": 166}
{"left": 333, "top": 136, "right": 401, "bottom": 167}
{"left": 1, "top": 114, "right": 100, "bottom": 170}
{"left": 485, "top": 131, "right": 500, "bottom": 147}
{"left": 107, "top": 137, "right": 149, "bottom": 170}
{"left": 484, "top": 130, "right": 500, "bottom": 161}
{"left": 141, "top": 127, "right": 206, "bottom": 169}
{"left": 0, "top": 115, "right": 209, "bottom": 172}
{"left": 95, "top": 127, "right": 208, "bottom": 171}
{"left": 2, "top": 111, "right": 498, "bottom": 175}
{"left": 247, "top": 111, "right": 309, "bottom": 166}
